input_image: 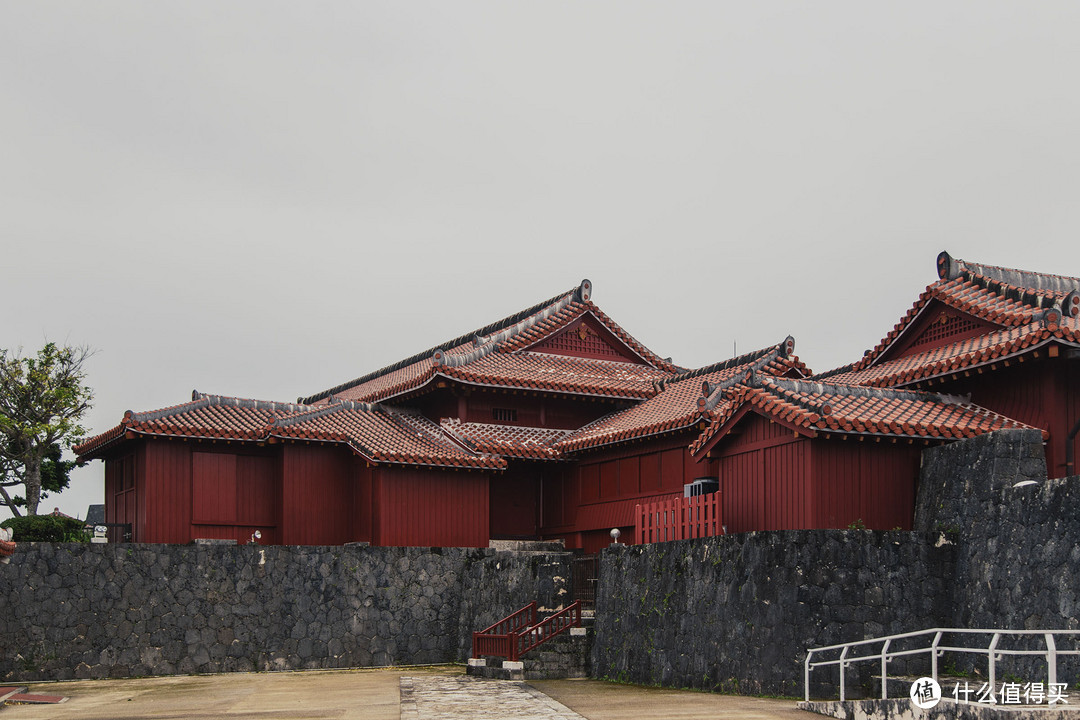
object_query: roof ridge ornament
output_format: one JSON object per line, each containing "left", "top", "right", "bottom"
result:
{"left": 576, "top": 279, "right": 592, "bottom": 303}
{"left": 939, "top": 250, "right": 1080, "bottom": 295}
{"left": 1061, "top": 291, "right": 1080, "bottom": 319}
{"left": 693, "top": 338, "right": 797, "bottom": 414}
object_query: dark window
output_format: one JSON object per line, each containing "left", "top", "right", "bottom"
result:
{"left": 492, "top": 408, "right": 517, "bottom": 423}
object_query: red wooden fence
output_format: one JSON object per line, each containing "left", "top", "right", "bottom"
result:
{"left": 635, "top": 492, "right": 722, "bottom": 544}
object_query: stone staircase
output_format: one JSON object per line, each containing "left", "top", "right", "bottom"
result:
{"left": 468, "top": 610, "right": 594, "bottom": 680}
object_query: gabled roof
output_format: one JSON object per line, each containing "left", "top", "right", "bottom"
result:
{"left": 854, "top": 251, "right": 1080, "bottom": 372}
{"left": 300, "top": 280, "right": 677, "bottom": 405}
{"left": 557, "top": 338, "right": 809, "bottom": 453}
{"left": 819, "top": 312, "right": 1080, "bottom": 388}
{"left": 75, "top": 392, "right": 505, "bottom": 470}
{"left": 690, "top": 374, "right": 1045, "bottom": 457}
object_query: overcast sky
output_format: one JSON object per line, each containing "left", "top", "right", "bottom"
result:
{"left": 3, "top": 2, "right": 1080, "bottom": 520}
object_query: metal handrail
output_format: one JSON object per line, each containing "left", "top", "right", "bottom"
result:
{"left": 804, "top": 628, "right": 1080, "bottom": 702}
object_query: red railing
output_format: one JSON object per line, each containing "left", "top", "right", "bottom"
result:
{"left": 513, "top": 601, "right": 582, "bottom": 660}
{"left": 635, "top": 492, "right": 722, "bottom": 544}
{"left": 472, "top": 602, "right": 536, "bottom": 659}
{"left": 472, "top": 601, "right": 583, "bottom": 662}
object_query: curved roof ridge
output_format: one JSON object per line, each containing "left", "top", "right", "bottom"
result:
{"left": 671, "top": 336, "right": 795, "bottom": 384}
{"left": 299, "top": 281, "right": 589, "bottom": 404}
{"left": 435, "top": 288, "right": 585, "bottom": 368}
{"left": 760, "top": 375, "right": 942, "bottom": 403}
{"left": 270, "top": 399, "right": 377, "bottom": 428}
{"left": 808, "top": 362, "right": 858, "bottom": 382}
{"left": 193, "top": 391, "right": 308, "bottom": 416}
{"left": 938, "top": 251, "right": 1080, "bottom": 297}
{"left": 126, "top": 394, "right": 211, "bottom": 424}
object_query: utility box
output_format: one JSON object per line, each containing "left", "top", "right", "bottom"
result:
{"left": 684, "top": 476, "right": 719, "bottom": 498}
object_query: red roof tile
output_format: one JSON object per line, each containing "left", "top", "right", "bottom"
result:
{"left": 821, "top": 314, "right": 1080, "bottom": 389}
{"left": 440, "top": 419, "right": 570, "bottom": 460}
{"left": 300, "top": 281, "right": 676, "bottom": 405}
{"left": 557, "top": 339, "right": 809, "bottom": 453}
{"left": 690, "top": 374, "right": 1045, "bottom": 456}
{"left": 441, "top": 351, "right": 670, "bottom": 400}
{"left": 76, "top": 393, "right": 504, "bottom": 470}
{"left": 269, "top": 404, "right": 504, "bottom": 469}
{"left": 855, "top": 252, "right": 1080, "bottom": 371}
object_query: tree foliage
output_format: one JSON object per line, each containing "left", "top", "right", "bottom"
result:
{"left": 0, "top": 343, "right": 93, "bottom": 516}
{"left": 0, "top": 442, "right": 77, "bottom": 514}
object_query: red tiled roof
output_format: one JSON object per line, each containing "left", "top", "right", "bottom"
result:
{"left": 822, "top": 313, "right": 1080, "bottom": 389}
{"left": 499, "top": 300, "right": 678, "bottom": 371}
{"left": 440, "top": 419, "right": 570, "bottom": 460}
{"left": 300, "top": 281, "right": 677, "bottom": 405}
{"left": 856, "top": 251, "right": 1080, "bottom": 371}
{"left": 74, "top": 392, "right": 305, "bottom": 457}
{"left": 441, "top": 351, "right": 670, "bottom": 399}
{"left": 690, "top": 374, "right": 1045, "bottom": 457}
{"left": 75, "top": 392, "right": 504, "bottom": 470}
{"left": 557, "top": 339, "right": 809, "bottom": 453}
{"left": 269, "top": 404, "right": 504, "bottom": 469}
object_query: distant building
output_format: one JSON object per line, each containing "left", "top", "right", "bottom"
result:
{"left": 77, "top": 253, "right": 1076, "bottom": 548}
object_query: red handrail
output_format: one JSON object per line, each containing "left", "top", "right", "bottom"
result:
{"left": 512, "top": 601, "right": 582, "bottom": 660}
{"left": 472, "top": 601, "right": 583, "bottom": 661}
{"left": 472, "top": 602, "right": 536, "bottom": 660}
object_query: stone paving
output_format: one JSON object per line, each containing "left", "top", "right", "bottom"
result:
{"left": 401, "top": 675, "right": 586, "bottom": 720}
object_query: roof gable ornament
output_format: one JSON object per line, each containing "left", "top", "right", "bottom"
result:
{"left": 693, "top": 337, "right": 797, "bottom": 414}
{"left": 1061, "top": 291, "right": 1080, "bottom": 319}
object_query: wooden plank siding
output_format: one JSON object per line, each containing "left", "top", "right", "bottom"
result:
{"left": 373, "top": 467, "right": 489, "bottom": 547}
{"left": 142, "top": 441, "right": 192, "bottom": 543}
{"left": 710, "top": 415, "right": 805, "bottom": 533}
{"left": 926, "top": 357, "right": 1080, "bottom": 479}
{"left": 811, "top": 439, "right": 920, "bottom": 530}
{"left": 281, "top": 444, "right": 353, "bottom": 546}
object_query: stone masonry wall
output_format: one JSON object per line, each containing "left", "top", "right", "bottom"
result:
{"left": 914, "top": 428, "right": 1080, "bottom": 631}
{"left": 592, "top": 429, "right": 1080, "bottom": 697}
{"left": 0, "top": 543, "right": 571, "bottom": 682}
{"left": 592, "top": 530, "right": 955, "bottom": 697}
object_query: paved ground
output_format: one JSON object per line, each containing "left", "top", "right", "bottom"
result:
{"left": 0, "top": 667, "right": 813, "bottom": 719}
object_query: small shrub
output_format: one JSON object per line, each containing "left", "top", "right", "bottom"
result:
{"left": 1, "top": 514, "right": 90, "bottom": 542}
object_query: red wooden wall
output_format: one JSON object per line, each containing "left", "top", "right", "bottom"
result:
{"left": 811, "top": 439, "right": 920, "bottom": 530}
{"left": 546, "top": 434, "right": 706, "bottom": 551}
{"left": 490, "top": 463, "right": 539, "bottom": 539}
{"left": 372, "top": 467, "right": 489, "bottom": 547}
{"left": 711, "top": 415, "right": 808, "bottom": 532}
{"left": 281, "top": 444, "right": 353, "bottom": 545}
{"left": 937, "top": 356, "right": 1080, "bottom": 479}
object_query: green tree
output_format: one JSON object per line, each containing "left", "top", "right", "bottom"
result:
{"left": 0, "top": 442, "right": 78, "bottom": 516}
{"left": 0, "top": 343, "right": 93, "bottom": 516}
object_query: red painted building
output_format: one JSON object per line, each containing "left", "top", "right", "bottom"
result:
{"left": 77, "top": 254, "right": 1079, "bottom": 547}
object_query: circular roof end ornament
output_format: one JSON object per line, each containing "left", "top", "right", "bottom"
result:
{"left": 936, "top": 251, "right": 959, "bottom": 280}
{"left": 578, "top": 279, "right": 592, "bottom": 302}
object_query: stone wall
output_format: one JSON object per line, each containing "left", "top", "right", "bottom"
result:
{"left": 592, "top": 530, "right": 955, "bottom": 697}
{"left": 592, "top": 429, "right": 1080, "bottom": 697}
{"left": 0, "top": 543, "right": 571, "bottom": 682}
{"left": 914, "top": 428, "right": 1080, "bottom": 630}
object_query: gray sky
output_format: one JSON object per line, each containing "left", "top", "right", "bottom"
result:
{"left": 3, "top": 2, "right": 1080, "bottom": 520}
